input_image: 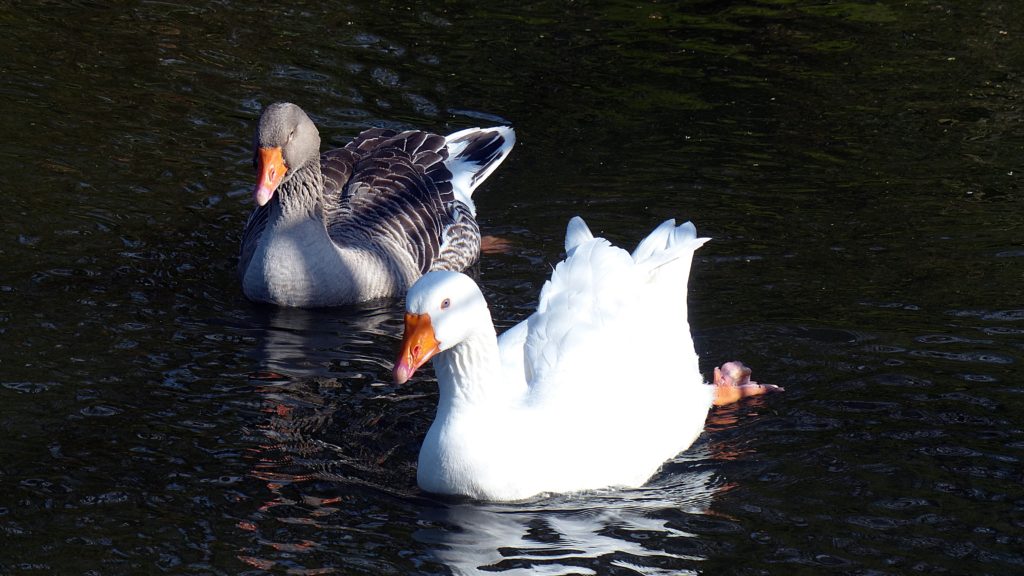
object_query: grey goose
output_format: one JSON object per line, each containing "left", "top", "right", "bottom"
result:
{"left": 239, "top": 102, "right": 515, "bottom": 307}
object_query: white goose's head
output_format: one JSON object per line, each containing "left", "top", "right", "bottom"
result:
{"left": 252, "top": 102, "right": 321, "bottom": 206}
{"left": 394, "top": 271, "right": 490, "bottom": 384}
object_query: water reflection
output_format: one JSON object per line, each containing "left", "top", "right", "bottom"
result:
{"left": 242, "top": 301, "right": 419, "bottom": 488}
{"left": 415, "top": 446, "right": 727, "bottom": 576}
{"left": 243, "top": 302, "right": 402, "bottom": 378}
{"left": 236, "top": 303, "right": 432, "bottom": 572}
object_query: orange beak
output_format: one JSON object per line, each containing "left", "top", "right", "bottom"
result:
{"left": 254, "top": 146, "right": 287, "bottom": 206}
{"left": 394, "top": 313, "right": 441, "bottom": 384}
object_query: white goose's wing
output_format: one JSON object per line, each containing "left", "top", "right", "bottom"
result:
{"left": 496, "top": 317, "right": 530, "bottom": 395}
{"left": 521, "top": 217, "right": 709, "bottom": 404}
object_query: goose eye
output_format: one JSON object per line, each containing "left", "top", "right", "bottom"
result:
{"left": 287, "top": 130, "right": 295, "bottom": 143}
{"left": 440, "top": 298, "right": 450, "bottom": 310}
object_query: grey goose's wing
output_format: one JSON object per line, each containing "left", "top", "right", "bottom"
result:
{"left": 324, "top": 129, "right": 478, "bottom": 275}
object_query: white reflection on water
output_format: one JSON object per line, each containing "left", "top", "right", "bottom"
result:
{"left": 415, "top": 447, "right": 719, "bottom": 576}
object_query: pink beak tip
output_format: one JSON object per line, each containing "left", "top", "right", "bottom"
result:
{"left": 254, "top": 185, "right": 274, "bottom": 206}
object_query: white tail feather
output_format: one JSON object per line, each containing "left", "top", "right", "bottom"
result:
{"left": 564, "top": 216, "right": 594, "bottom": 256}
{"left": 632, "top": 219, "right": 708, "bottom": 274}
{"left": 445, "top": 126, "right": 516, "bottom": 214}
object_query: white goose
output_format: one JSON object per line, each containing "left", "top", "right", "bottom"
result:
{"left": 394, "top": 217, "right": 780, "bottom": 501}
{"left": 239, "top": 102, "right": 515, "bottom": 307}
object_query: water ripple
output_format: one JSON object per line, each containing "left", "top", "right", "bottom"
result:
{"left": 908, "top": 349, "right": 1014, "bottom": 364}
{"left": 982, "top": 309, "right": 1024, "bottom": 321}
{"left": 2, "top": 381, "right": 61, "bottom": 394}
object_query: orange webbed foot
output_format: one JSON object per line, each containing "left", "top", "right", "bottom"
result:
{"left": 712, "top": 361, "right": 784, "bottom": 406}
{"left": 481, "top": 235, "right": 513, "bottom": 255}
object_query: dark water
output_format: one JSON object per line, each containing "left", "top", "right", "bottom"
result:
{"left": 2, "top": 1, "right": 1022, "bottom": 574}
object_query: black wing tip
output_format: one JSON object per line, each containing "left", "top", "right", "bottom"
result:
{"left": 452, "top": 130, "right": 513, "bottom": 167}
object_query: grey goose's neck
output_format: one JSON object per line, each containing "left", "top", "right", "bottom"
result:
{"left": 272, "top": 162, "right": 326, "bottom": 225}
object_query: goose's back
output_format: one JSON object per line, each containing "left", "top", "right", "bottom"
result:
{"left": 324, "top": 128, "right": 479, "bottom": 275}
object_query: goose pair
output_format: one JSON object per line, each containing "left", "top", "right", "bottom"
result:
{"left": 238, "top": 104, "right": 782, "bottom": 502}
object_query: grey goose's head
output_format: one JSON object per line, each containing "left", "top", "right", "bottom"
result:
{"left": 252, "top": 102, "right": 321, "bottom": 206}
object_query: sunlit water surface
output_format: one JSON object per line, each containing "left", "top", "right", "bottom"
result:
{"left": 2, "top": 1, "right": 1022, "bottom": 574}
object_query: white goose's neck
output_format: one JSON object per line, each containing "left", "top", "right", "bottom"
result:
{"left": 433, "top": 323, "right": 503, "bottom": 410}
